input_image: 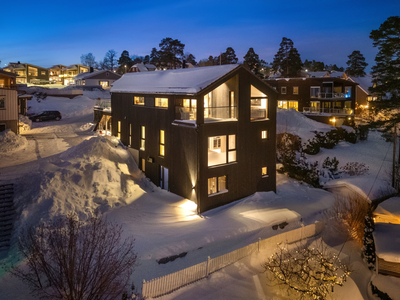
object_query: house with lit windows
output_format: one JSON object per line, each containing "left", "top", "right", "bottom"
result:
{"left": 74, "top": 70, "right": 121, "bottom": 88}
{"left": 266, "top": 77, "right": 358, "bottom": 126}
{"left": 111, "top": 64, "right": 277, "bottom": 213}
{"left": 3, "top": 62, "right": 49, "bottom": 84}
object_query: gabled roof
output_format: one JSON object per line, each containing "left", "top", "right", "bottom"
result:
{"left": 303, "top": 71, "right": 330, "bottom": 78}
{"left": 111, "top": 64, "right": 241, "bottom": 95}
{"left": 0, "top": 69, "right": 17, "bottom": 78}
{"left": 74, "top": 70, "right": 121, "bottom": 80}
{"left": 348, "top": 74, "right": 373, "bottom": 95}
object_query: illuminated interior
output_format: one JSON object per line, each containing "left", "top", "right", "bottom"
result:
{"left": 250, "top": 85, "right": 268, "bottom": 120}
{"left": 208, "top": 135, "right": 236, "bottom": 167}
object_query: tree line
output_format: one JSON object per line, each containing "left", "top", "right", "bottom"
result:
{"left": 80, "top": 37, "right": 369, "bottom": 79}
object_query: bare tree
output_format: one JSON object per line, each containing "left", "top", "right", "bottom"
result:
{"left": 103, "top": 49, "right": 118, "bottom": 71}
{"left": 12, "top": 213, "right": 137, "bottom": 300}
{"left": 80, "top": 53, "right": 97, "bottom": 68}
{"left": 263, "top": 241, "right": 352, "bottom": 299}
{"left": 325, "top": 195, "right": 370, "bottom": 246}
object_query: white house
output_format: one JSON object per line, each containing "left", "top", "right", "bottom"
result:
{"left": 74, "top": 70, "right": 121, "bottom": 88}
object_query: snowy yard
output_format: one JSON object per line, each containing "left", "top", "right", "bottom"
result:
{"left": 0, "top": 100, "right": 396, "bottom": 299}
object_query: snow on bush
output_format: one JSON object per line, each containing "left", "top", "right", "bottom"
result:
{"left": 340, "top": 162, "right": 369, "bottom": 176}
{"left": 0, "top": 129, "right": 28, "bottom": 153}
{"left": 18, "top": 114, "right": 32, "bottom": 133}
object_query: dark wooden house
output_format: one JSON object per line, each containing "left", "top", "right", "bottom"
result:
{"left": 111, "top": 64, "right": 277, "bottom": 213}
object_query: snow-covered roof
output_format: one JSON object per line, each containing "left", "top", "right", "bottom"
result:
{"left": 374, "top": 197, "right": 400, "bottom": 224}
{"left": 111, "top": 64, "right": 241, "bottom": 95}
{"left": 303, "top": 71, "right": 330, "bottom": 78}
{"left": 374, "top": 223, "right": 400, "bottom": 262}
{"left": 74, "top": 70, "right": 121, "bottom": 80}
{"left": 348, "top": 75, "right": 373, "bottom": 95}
{"left": 329, "top": 71, "right": 347, "bottom": 78}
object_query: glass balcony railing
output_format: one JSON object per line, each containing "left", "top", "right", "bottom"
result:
{"left": 204, "top": 106, "right": 237, "bottom": 120}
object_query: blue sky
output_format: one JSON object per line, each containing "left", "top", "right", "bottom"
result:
{"left": 1, "top": 0, "right": 399, "bottom": 71}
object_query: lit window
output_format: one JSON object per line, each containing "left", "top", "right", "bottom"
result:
{"left": 140, "top": 126, "right": 145, "bottom": 151}
{"left": 134, "top": 96, "right": 144, "bottom": 105}
{"left": 262, "top": 167, "right": 268, "bottom": 177}
{"left": 141, "top": 158, "right": 145, "bottom": 173}
{"left": 288, "top": 101, "right": 298, "bottom": 111}
{"left": 208, "top": 135, "right": 236, "bottom": 166}
{"left": 117, "top": 121, "right": 121, "bottom": 139}
{"left": 100, "top": 81, "right": 109, "bottom": 88}
{"left": 159, "top": 130, "right": 165, "bottom": 156}
{"left": 155, "top": 97, "right": 168, "bottom": 108}
{"left": 261, "top": 130, "right": 267, "bottom": 139}
{"left": 277, "top": 101, "right": 287, "bottom": 109}
{"left": 251, "top": 85, "right": 268, "bottom": 120}
{"left": 129, "top": 124, "right": 132, "bottom": 146}
{"left": 41, "top": 71, "right": 46, "bottom": 75}
{"left": 293, "top": 86, "right": 299, "bottom": 94}
{"left": 281, "top": 87, "right": 287, "bottom": 94}
{"left": 310, "top": 86, "right": 320, "bottom": 98}
{"left": 208, "top": 175, "right": 227, "bottom": 195}
{"left": 345, "top": 86, "right": 352, "bottom": 98}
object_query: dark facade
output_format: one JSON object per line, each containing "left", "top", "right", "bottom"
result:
{"left": 266, "top": 77, "right": 358, "bottom": 126}
{"left": 0, "top": 70, "right": 18, "bottom": 133}
{"left": 111, "top": 65, "right": 277, "bottom": 213}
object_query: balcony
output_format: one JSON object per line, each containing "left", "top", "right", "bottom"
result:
{"left": 0, "top": 84, "right": 17, "bottom": 90}
{"left": 315, "top": 92, "right": 351, "bottom": 99}
{"left": 204, "top": 106, "right": 237, "bottom": 122}
{"left": 94, "top": 99, "right": 111, "bottom": 112}
{"left": 303, "top": 107, "right": 354, "bottom": 116}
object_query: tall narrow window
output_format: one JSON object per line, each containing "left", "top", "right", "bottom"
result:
{"left": 250, "top": 85, "right": 268, "bottom": 120}
{"left": 261, "top": 130, "right": 268, "bottom": 139}
{"left": 155, "top": 97, "right": 168, "bottom": 107}
{"left": 129, "top": 124, "right": 132, "bottom": 146}
{"left": 293, "top": 86, "right": 299, "bottom": 94}
{"left": 229, "top": 91, "right": 235, "bottom": 118}
{"left": 140, "top": 126, "right": 145, "bottom": 151}
{"left": 159, "top": 130, "right": 165, "bottom": 156}
{"left": 228, "top": 135, "right": 236, "bottom": 163}
{"left": 117, "top": 121, "right": 121, "bottom": 139}
{"left": 141, "top": 158, "right": 145, "bottom": 173}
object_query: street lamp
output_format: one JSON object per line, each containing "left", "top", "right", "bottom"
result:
{"left": 125, "top": 65, "right": 127, "bottom": 74}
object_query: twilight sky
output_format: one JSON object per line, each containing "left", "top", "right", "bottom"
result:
{"left": 1, "top": 0, "right": 399, "bottom": 71}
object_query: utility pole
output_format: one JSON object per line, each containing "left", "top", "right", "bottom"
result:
{"left": 393, "top": 125, "right": 397, "bottom": 188}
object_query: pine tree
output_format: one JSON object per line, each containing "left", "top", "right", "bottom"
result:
{"left": 243, "top": 47, "right": 261, "bottom": 76}
{"left": 221, "top": 47, "right": 238, "bottom": 64}
{"left": 117, "top": 50, "right": 133, "bottom": 74}
{"left": 150, "top": 47, "right": 161, "bottom": 67}
{"left": 272, "top": 37, "right": 303, "bottom": 77}
{"left": 158, "top": 37, "right": 185, "bottom": 69}
{"left": 369, "top": 16, "right": 400, "bottom": 100}
{"left": 346, "top": 50, "right": 368, "bottom": 76}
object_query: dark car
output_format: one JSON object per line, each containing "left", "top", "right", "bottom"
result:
{"left": 29, "top": 111, "right": 62, "bottom": 122}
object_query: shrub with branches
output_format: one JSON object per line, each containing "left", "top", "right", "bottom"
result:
{"left": 12, "top": 213, "right": 137, "bottom": 300}
{"left": 325, "top": 195, "right": 370, "bottom": 246}
{"left": 263, "top": 241, "right": 352, "bottom": 300}
{"left": 340, "top": 162, "right": 369, "bottom": 176}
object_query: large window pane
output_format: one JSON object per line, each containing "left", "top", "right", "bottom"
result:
{"left": 155, "top": 97, "right": 168, "bottom": 107}
{"left": 208, "top": 136, "right": 227, "bottom": 166}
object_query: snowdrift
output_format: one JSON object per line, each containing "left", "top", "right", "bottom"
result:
{"left": 0, "top": 129, "right": 28, "bottom": 153}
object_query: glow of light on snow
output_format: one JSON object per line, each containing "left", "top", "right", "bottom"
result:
{"left": 176, "top": 199, "right": 200, "bottom": 221}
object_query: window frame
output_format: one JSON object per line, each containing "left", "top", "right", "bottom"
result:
{"left": 293, "top": 86, "right": 299, "bottom": 95}
{"left": 0, "top": 97, "right": 5, "bottom": 109}
{"left": 155, "top": 97, "right": 168, "bottom": 108}
{"left": 159, "top": 130, "right": 165, "bottom": 157}
{"left": 281, "top": 86, "right": 287, "bottom": 94}
{"left": 140, "top": 126, "right": 145, "bottom": 151}
{"left": 208, "top": 175, "right": 227, "bottom": 196}
{"left": 262, "top": 167, "right": 268, "bottom": 177}
{"left": 134, "top": 96, "right": 145, "bottom": 105}
{"left": 261, "top": 130, "right": 268, "bottom": 140}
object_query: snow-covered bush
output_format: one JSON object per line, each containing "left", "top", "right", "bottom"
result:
{"left": 340, "top": 162, "right": 369, "bottom": 176}
{"left": 18, "top": 114, "right": 32, "bottom": 133}
{"left": 0, "top": 129, "right": 28, "bottom": 153}
{"left": 302, "top": 138, "right": 320, "bottom": 155}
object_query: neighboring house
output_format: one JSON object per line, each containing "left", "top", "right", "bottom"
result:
{"left": 0, "top": 70, "right": 19, "bottom": 133}
{"left": 373, "top": 197, "right": 400, "bottom": 277}
{"left": 48, "top": 64, "right": 67, "bottom": 84}
{"left": 266, "top": 77, "right": 358, "bottom": 126}
{"left": 61, "top": 64, "right": 89, "bottom": 85}
{"left": 128, "top": 63, "right": 157, "bottom": 73}
{"left": 3, "top": 62, "right": 49, "bottom": 84}
{"left": 111, "top": 64, "right": 277, "bottom": 213}
{"left": 74, "top": 70, "right": 121, "bottom": 88}
{"left": 348, "top": 74, "right": 376, "bottom": 108}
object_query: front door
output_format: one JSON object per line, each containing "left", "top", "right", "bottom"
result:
{"left": 160, "top": 166, "right": 169, "bottom": 191}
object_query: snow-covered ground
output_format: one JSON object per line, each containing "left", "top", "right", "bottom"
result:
{"left": 0, "top": 103, "right": 395, "bottom": 299}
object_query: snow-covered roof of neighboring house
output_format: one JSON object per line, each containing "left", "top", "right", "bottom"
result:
{"left": 64, "top": 64, "right": 89, "bottom": 70}
{"left": 111, "top": 64, "right": 241, "bottom": 95}
{"left": 303, "top": 71, "right": 330, "bottom": 78}
{"left": 374, "top": 197, "right": 400, "bottom": 224}
{"left": 348, "top": 74, "right": 373, "bottom": 95}
{"left": 373, "top": 222, "right": 400, "bottom": 263}
{"left": 0, "top": 69, "right": 17, "bottom": 78}
{"left": 329, "top": 71, "right": 347, "bottom": 78}
{"left": 74, "top": 70, "right": 121, "bottom": 80}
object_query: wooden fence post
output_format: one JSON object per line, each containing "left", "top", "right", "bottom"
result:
{"left": 206, "top": 256, "right": 210, "bottom": 277}
{"left": 142, "top": 279, "right": 146, "bottom": 297}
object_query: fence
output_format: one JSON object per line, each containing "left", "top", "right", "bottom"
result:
{"left": 142, "top": 221, "right": 324, "bottom": 298}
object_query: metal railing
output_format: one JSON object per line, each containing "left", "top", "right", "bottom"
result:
{"left": 303, "top": 107, "right": 353, "bottom": 115}
{"left": 0, "top": 84, "right": 17, "bottom": 90}
{"left": 311, "top": 92, "right": 351, "bottom": 99}
{"left": 179, "top": 107, "right": 197, "bottom": 120}
{"left": 94, "top": 99, "right": 111, "bottom": 109}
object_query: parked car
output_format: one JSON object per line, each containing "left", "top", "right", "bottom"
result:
{"left": 29, "top": 111, "right": 62, "bottom": 122}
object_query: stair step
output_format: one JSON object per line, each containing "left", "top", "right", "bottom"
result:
{"left": 0, "top": 189, "right": 14, "bottom": 195}
{"left": 0, "top": 204, "right": 14, "bottom": 211}
{"left": 0, "top": 211, "right": 15, "bottom": 218}
{"left": 0, "top": 215, "right": 14, "bottom": 222}
{"left": 0, "top": 231, "right": 12, "bottom": 238}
